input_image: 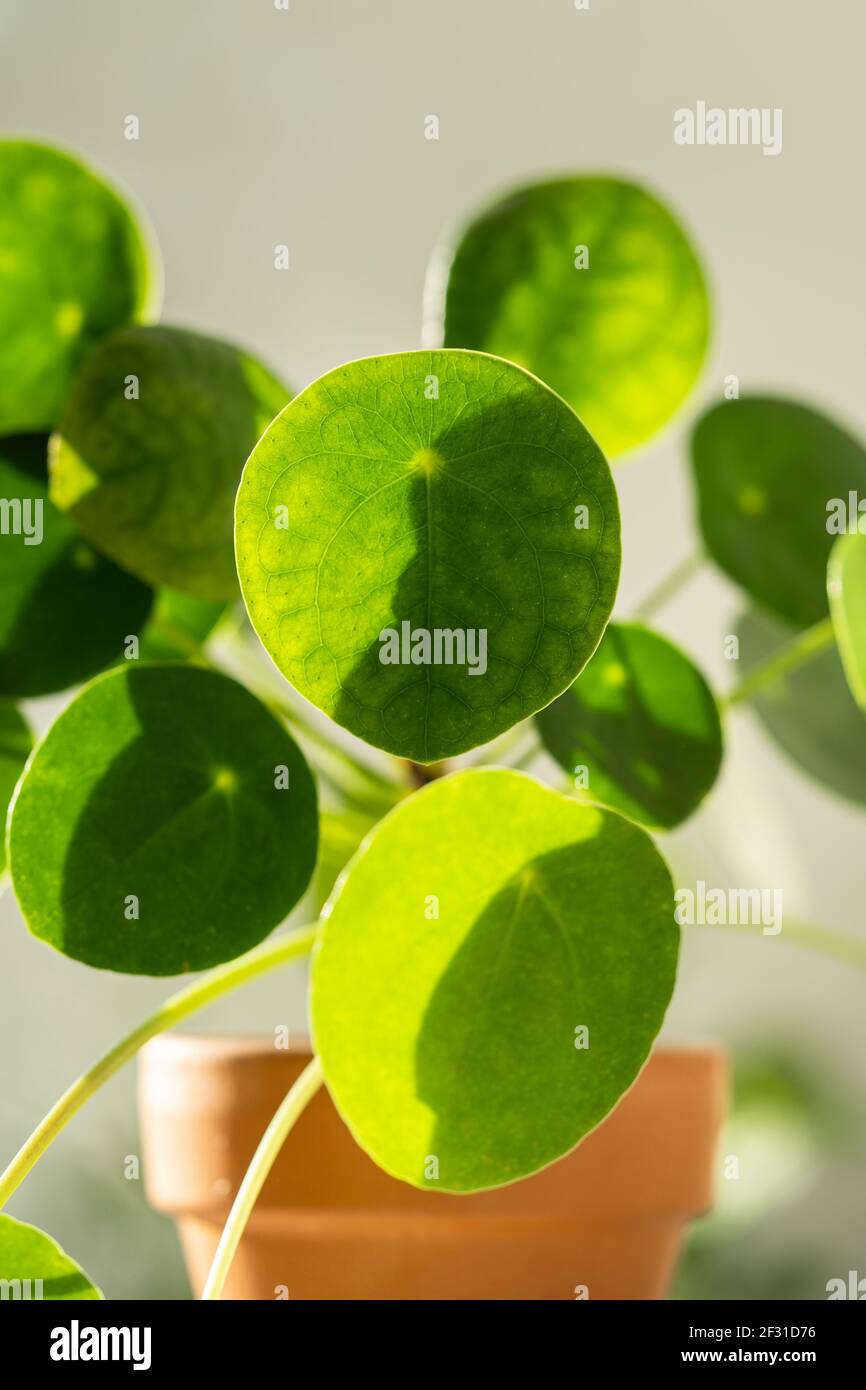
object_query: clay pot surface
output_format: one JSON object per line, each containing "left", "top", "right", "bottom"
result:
{"left": 138, "top": 1036, "right": 726, "bottom": 1300}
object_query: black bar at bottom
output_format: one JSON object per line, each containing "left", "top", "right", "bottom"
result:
{"left": 1, "top": 1297, "right": 861, "bottom": 1376}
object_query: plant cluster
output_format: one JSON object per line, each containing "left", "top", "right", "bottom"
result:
{"left": 0, "top": 140, "right": 864, "bottom": 1299}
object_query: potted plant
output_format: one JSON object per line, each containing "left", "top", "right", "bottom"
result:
{"left": 0, "top": 139, "right": 863, "bottom": 1301}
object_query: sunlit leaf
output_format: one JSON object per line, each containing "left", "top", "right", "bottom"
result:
{"left": 0, "top": 1213, "right": 102, "bottom": 1300}
{"left": 827, "top": 531, "right": 866, "bottom": 709}
{"left": 311, "top": 769, "right": 677, "bottom": 1192}
{"left": 237, "top": 350, "right": 620, "bottom": 761}
{"left": 430, "top": 176, "right": 710, "bottom": 457}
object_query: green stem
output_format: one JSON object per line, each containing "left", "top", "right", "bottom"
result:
{"left": 405, "top": 760, "right": 448, "bottom": 786}
{"left": 633, "top": 549, "right": 705, "bottom": 622}
{"left": 268, "top": 691, "right": 391, "bottom": 788}
{"left": 782, "top": 920, "right": 866, "bottom": 972}
{"left": 190, "top": 622, "right": 407, "bottom": 808}
{"left": 723, "top": 618, "right": 835, "bottom": 708}
{"left": 152, "top": 603, "right": 405, "bottom": 806}
{"left": 201, "top": 1056, "right": 324, "bottom": 1301}
{"left": 307, "top": 755, "right": 388, "bottom": 817}
{"left": 145, "top": 618, "right": 212, "bottom": 662}
{"left": 0, "top": 924, "right": 317, "bottom": 1211}
{"left": 510, "top": 733, "right": 543, "bottom": 770}
{"left": 463, "top": 723, "right": 525, "bottom": 768}
{"left": 219, "top": 643, "right": 405, "bottom": 803}
{"left": 286, "top": 713, "right": 404, "bottom": 811}
{"left": 689, "top": 917, "right": 866, "bottom": 973}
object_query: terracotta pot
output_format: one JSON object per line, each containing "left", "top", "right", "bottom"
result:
{"left": 138, "top": 1036, "right": 726, "bottom": 1301}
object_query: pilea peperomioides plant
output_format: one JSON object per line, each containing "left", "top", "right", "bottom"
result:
{"left": 1, "top": 139, "right": 864, "bottom": 1300}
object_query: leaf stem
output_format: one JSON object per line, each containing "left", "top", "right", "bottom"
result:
{"left": 268, "top": 691, "right": 392, "bottom": 788}
{"left": 689, "top": 917, "right": 866, "bottom": 973}
{"left": 469, "top": 724, "right": 542, "bottom": 772}
{"left": 282, "top": 708, "right": 403, "bottom": 810}
{"left": 722, "top": 617, "right": 835, "bottom": 708}
{"left": 633, "top": 549, "right": 705, "bottom": 622}
{"left": 782, "top": 920, "right": 866, "bottom": 972}
{"left": 200, "top": 1057, "right": 324, "bottom": 1301}
{"left": 509, "top": 731, "right": 544, "bottom": 770}
{"left": 462, "top": 723, "right": 525, "bottom": 767}
{"left": 144, "top": 617, "right": 212, "bottom": 662}
{"left": 211, "top": 630, "right": 407, "bottom": 804}
{"left": 0, "top": 924, "right": 317, "bottom": 1211}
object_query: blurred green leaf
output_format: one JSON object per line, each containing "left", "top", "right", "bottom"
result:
{"left": 693, "top": 398, "right": 866, "bottom": 627}
{"left": 736, "top": 605, "right": 866, "bottom": 806}
{"left": 0, "top": 139, "right": 158, "bottom": 434}
{"left": 432, "top": 176, "right": 710, "bottom": 457}
{"left": 675, "top": 1048, "right": 833, "bottom": 1301}
{"left": 311, "top": 769, "right": 677, "bottom": 1192}
{"left": 536, "top": 621, "right": 722, "bottom": 829}
{"left": 51, "top": 326, "right": 290, "bottom": 601}
{"left": 0, "top": 700, "right": 32, "bottom": 877}
{"left": 8, "top": 664, "right": 319, "bottom": 974}
{"left": 0, "top": 434, "right": 153, "bottom": 695}
{"left": 712, "top": 1056, "right": 819, "bottom": 1230}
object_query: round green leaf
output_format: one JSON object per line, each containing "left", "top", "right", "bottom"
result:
{"left": 0, "top": 701, "right": 32, "bottom": 877}
{"left": 236, "top": 350, "right": 621, "bottom": 762}
{"left": 536, "top": 622, "right": 722, "bottom": 829}
{"left": 311, "top": 768, "right": 677, "bottom": 1193}
{"left": 429, "top": 176, "right": 710, "bottom": 457}
{"left": 828, "top": 532, "right": 866, "bottom": 709}
{"left": 8, "top": 664, "right": 318, "bottom": 975}
{"left": 693, "top": 397, "right": 866, "bottom": 628}
{"left": 0, "top": 433, "right": 153, "bottom": 696}
{"left": 0, "top": 139, "right": 158, "bottom": 435}
{"left": 50, "top": 325, "right": 290, "bottom": 601}
{"left": 0, "top": 1213, "right": 102, "bottom": 1300}
{"left": 736, "top": 606, "right": 866, "bottom": 806}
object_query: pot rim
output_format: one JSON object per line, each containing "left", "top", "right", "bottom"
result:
{"left": 140, "top": 1033, "right": 725, "bottom": 1063}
